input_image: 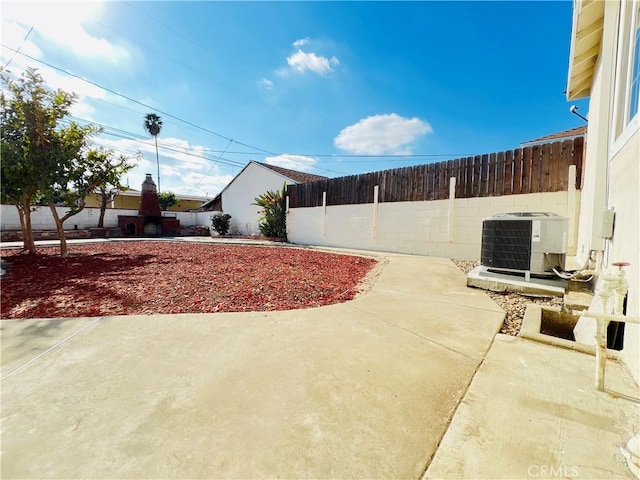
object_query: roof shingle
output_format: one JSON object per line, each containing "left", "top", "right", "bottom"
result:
{"left": 521, "top": 126, "right": 587, "bottom": 146}
{"left": 256, "top": 162, "right": 327, "bottom": 183}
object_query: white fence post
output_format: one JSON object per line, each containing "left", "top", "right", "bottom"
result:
{"left": 373, "top": 185, "right": 379, "bottom": 239}
{"left": 285, "top": 195, "right": 290, "bottom": 236}
{"left": 448, "top": 177, "right": 456, "bottom": 243}
{"left": 321, "top": 191, "right": 327, "bottom": 236}
{"left": 567, "top": 165, "right": 577, "bottom": 255}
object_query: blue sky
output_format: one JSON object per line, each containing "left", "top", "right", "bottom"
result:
{"left": 1, "top": 1, "right": 588, "bottom": 199}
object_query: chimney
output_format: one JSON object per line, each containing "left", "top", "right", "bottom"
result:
{"left": 138, "top": 174, "right": 162, "bottom": 217}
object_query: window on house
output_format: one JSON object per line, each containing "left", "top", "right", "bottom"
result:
{"left": 613, "top": 0, "right": 640, "bottom": 141}
{"left": 630, "top": 25, "right": 640, "bottom": 121}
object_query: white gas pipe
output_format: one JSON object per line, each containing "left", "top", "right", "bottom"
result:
{"left": 571, "top": 262, "right": 639, "bottom": 391}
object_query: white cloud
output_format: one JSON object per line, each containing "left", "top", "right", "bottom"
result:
{"left": 124, "top": 169, "right": 226, "bottom": 198}
{"left": 160, "top": 164, "right": 182, "bottom": 177}
{"left": 41, "top": 68, "right": 107, "bottom": 101}
{"left": 94, "top": 136, "right": 213, "bottom": 171}
{"left": 286, "top": 50, "right": 339, "bottom": 75}
{"left": 90, "top": 137, "right": 233, "bottom": 197}
{"left": 334, "top": 113, "right": 433, "bottom": 155}
{"left": 265, "top": 154, "right": 318, "bottom": 172}
{"left": 2, "top": 2, "right": 130, "bottom": 65}
{"left": 293, "top": 38, "right": 310, "bottom": 48}
{"left": 258, "top": 78, "right": 274, "bottom": 90}
{"left": 173, "top": 172, "right": 234, "bottom": 198}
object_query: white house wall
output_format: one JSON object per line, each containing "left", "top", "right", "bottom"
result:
{"left": 221, "top": 163, "right": 290, "bottom": 235}
{"left": 288, "top": 191, "right": 579, "bottom": 261}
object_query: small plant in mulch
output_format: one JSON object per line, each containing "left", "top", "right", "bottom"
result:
{"left": 211, "top": 212, "right": 232, "bottom": 236}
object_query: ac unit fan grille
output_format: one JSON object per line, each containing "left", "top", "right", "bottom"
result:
{"left": 481, "top": 220, "right": 532, "bottom": 271}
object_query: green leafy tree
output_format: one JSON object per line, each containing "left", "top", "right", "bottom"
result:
{"left": 92, "top": 151, "right": 136, "bottom": 228}
{"left": 158, "top": 191, "right": 177, "bottom": 211}
{"left": 45, "top": 148, "right": 136, "bottom": 257}
{"left": 253, "top": 183, "right": 287, "bottom": 240}
{"left": 0, "top": 68, "right": 95, "bottom": 254}
{"left": 211, "top": 212, "right": 232, "bottom": 235}
{"left": 143, "top": 113, "right": 162, "bottom": 192}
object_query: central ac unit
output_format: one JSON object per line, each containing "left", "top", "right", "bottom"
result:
{"left": 481, "top": 212, "right": 568, "bottom": 276}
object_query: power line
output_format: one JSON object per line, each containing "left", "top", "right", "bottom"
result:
{"left": 3, "top": 26, "right": 33, "bottom": 70}
{"left": 123, "top": 1, "right": 261, "bottom": 85}
{"left": 63, "top": 115, "right": 349, "bottom": 178}
{"left": 118, "top": 2, "right": 342, "bottom": 135}
{"left": 3, "top": 46, "right": 470, "bottom": 177}
{"left": 189, "top": 139, "right": 234, "bottom": 194}
{"left": 58, "top": 121, "right": 227, "bottom": 196}
{"left": 1, "top": 44, "right": 278, "bottom": 157}
{"left": 63, "top": 116, "right": 247, "bottom": 171}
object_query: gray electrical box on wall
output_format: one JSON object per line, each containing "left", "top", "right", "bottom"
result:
{"left": 600, "top": 208, "right": 615, "bottom": 239}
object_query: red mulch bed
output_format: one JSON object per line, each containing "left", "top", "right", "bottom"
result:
{"left": 0, "top": 242, "right": 377, "bottom": 319}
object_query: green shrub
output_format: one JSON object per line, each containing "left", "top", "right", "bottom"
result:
{"left": 211, "top": 212, "right": 232, "bottom": 235}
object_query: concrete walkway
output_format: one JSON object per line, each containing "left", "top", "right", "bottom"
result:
{"left": 1, "top": 248, "right": 504, "bottom": 479}
{"left": 425, "top": 334, "right": 639, "bottom": 479}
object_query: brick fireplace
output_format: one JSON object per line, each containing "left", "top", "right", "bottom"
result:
{"left": 118, "top": 174, "right": 181, "bottom": 236}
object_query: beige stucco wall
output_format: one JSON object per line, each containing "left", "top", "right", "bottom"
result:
{"left": 572, "top": 0, "right": 639, "bottom": 385}
{"left": 607, "top": 132, "right": 639, "bottom": 383}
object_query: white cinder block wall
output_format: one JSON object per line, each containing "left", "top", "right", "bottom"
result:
{"left": 287, "top": 191, "right": 580, "bottom": 261}
{"left": 0, "top": 205, "right": 211, "bottom": 231}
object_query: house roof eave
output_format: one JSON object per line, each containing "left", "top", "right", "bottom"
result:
{"left": 566, "top": 0, "right": 605, "bottom": 101}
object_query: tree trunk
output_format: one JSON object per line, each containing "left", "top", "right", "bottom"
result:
{"left": 98, "top": 190, "right": 107, "bottom": 228}
{"left": 16, "top": 204, "right": 27, "bottom": 246}
{"left": 20, "top": 194, "right": 37, "bottom": 254}
{"left": 48, "top": 203, "right": 68, "bottom": 258}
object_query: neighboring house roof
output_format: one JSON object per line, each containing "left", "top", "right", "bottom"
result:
{"left": 114, "top": 188, "right": 209, "bottom": 203}
{"left": 256, "top": 162, "right": 327, "bottom": 184}
{"left": 520, "top": 126, "right": 587, "bottom": 147}
{"left": 566, "top": 0, "right": 605, "bottom": 100}
{"left": 199, "top": 161, "right": 327, "bottom": 211}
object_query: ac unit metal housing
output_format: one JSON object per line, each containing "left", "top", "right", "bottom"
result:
{"left": 481, "top": 212, "right": 568, "bottom": 275}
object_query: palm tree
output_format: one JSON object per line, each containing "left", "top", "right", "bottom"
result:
{"left": 143, "top": 113, "right": 163, "bottom": 192}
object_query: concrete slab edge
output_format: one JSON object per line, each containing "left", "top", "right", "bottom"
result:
{"left": 419, "top": 329, "right": 504, "bottom": 479}
{"left": 519, "top": 304, "right": 620, "bottom": 359}
{"left": 467, "top": 266, "right": 566, "bottom": 297}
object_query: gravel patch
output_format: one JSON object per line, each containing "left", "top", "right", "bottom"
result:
{"left": 451, "top": 259, "right": 564, "bottom": 336}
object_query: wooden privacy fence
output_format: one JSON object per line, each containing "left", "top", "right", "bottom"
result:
{"left": 287, "top": 138, "right": 584, "bottom": 208}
